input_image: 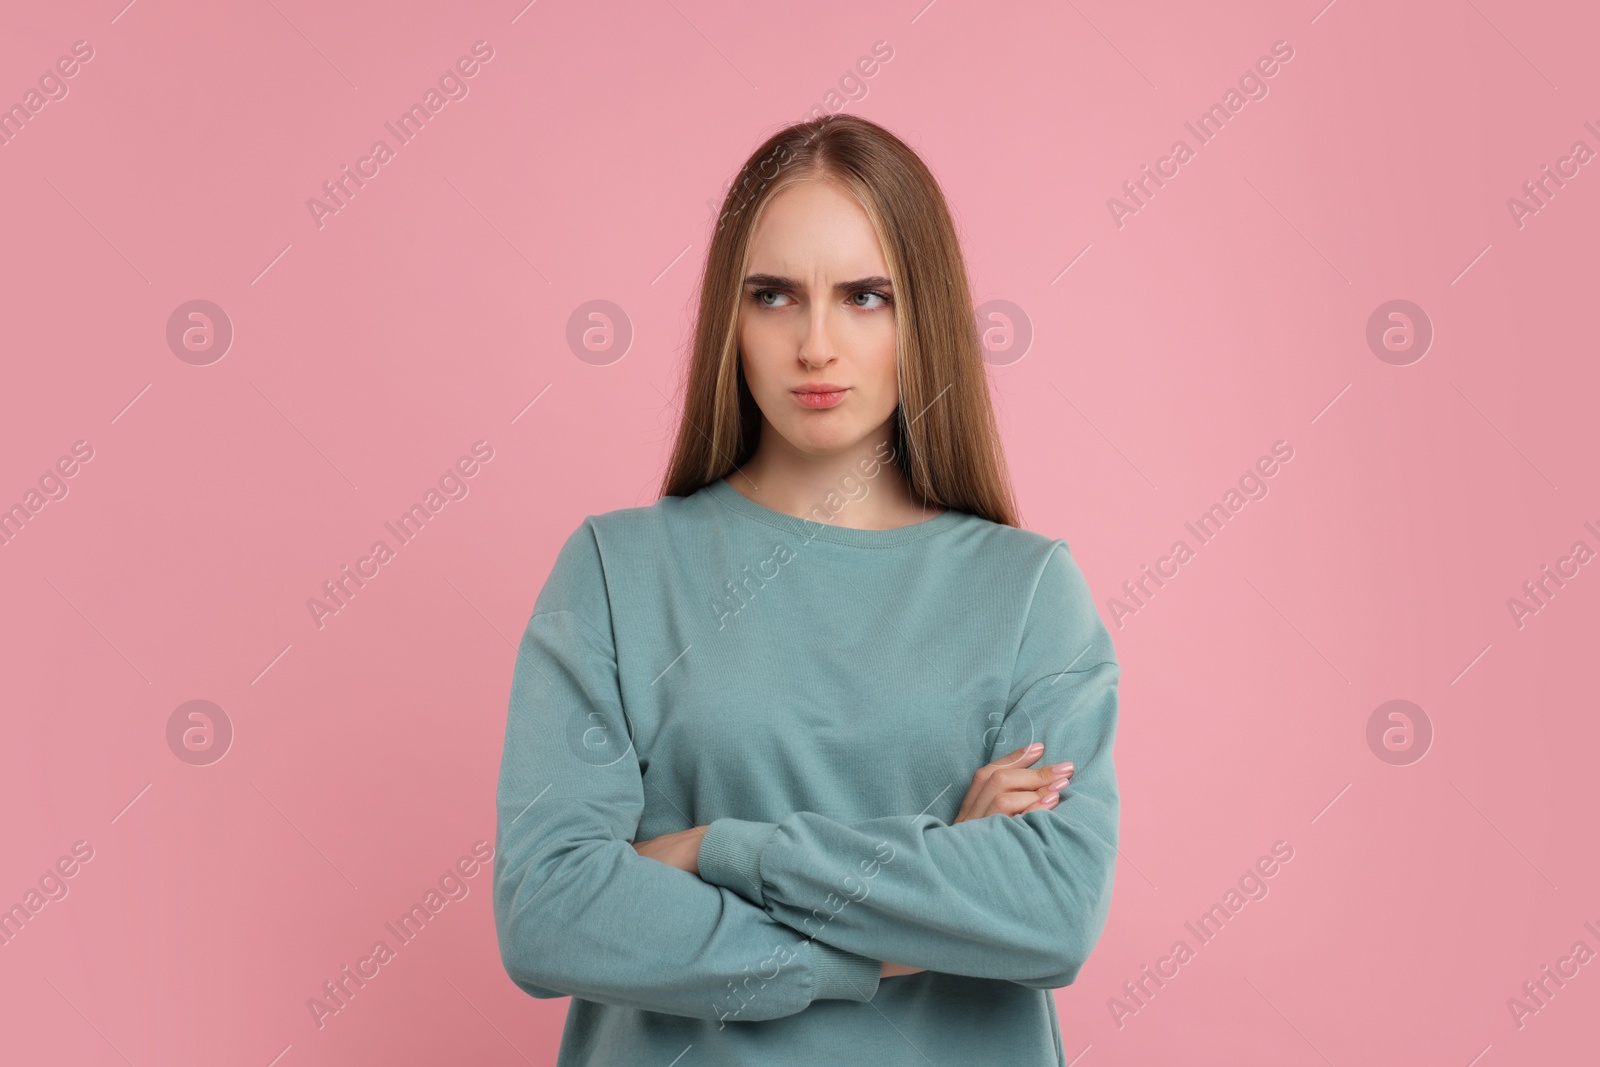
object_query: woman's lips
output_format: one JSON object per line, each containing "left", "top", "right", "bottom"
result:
{"left": 792, "top": 388, "right": 848, "bottom": 409}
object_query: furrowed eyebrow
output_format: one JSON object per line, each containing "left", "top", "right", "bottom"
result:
{"left": 742, "top": 273, "right": 894, "bottom": 293}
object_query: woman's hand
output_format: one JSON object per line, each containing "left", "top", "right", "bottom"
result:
{"left": 953, "top": 742, "right": 1073, "bottom": 823}
{"left": 632, "top": 825, "right": 708, "bottom": 875}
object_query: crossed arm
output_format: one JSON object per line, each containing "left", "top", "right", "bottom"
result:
{"left": 632, "top": 739, "right": 1083, "bottom": 979}
{"left": 493, "top": 537, "right": 1120, "bottom": 1019}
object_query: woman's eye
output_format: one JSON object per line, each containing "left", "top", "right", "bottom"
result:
{"left": 851, "top": 290, "right": 891, "bottom": 310}
{"left": 752, "top": 289, "right": 792, "bottom": 308}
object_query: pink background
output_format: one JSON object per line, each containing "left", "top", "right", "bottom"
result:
{"left": 2, "top": 0, "right": 1597, "bottom": 1063}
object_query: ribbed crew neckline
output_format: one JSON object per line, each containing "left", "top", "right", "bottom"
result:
{"left": 704, "top": 477, "right": 964, "bottom": 548}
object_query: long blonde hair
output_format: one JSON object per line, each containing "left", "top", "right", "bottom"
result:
{"left": 659, "top": 113, "right": 1019, "bottom": 527}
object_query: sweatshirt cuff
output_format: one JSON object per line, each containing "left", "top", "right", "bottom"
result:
{"left": 698, "top": 818, "right": 780, "bottom": 906}
{"left": 808, "top": 939, "right": 881, "bottom": 1003}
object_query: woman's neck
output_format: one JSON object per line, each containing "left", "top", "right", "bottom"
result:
{"left": 728, "top": 440, "right": 945, "bottom": 531}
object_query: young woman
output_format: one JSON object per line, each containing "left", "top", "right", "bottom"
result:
{"left": 493, "top": 114, "right": 1121, "bottom": 1066}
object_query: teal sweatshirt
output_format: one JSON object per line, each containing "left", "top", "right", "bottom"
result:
{"left": 493, "top": 475, "right": 1121, "bottom": 1066}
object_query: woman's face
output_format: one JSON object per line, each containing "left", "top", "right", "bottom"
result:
{"left": 737, "top": 178, "right": 899, "bottom": 460}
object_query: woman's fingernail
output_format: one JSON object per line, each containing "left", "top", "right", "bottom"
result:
{"left": 1051, "top": 762, "right": 1073, "bottom": 774}
{"left": 1048, "top": 776, "right": 1071, "bottom": 792}
{"left": 1026, "top": 743, "right": 1043, "bottom": 754}
{"left": 1041, "top": 792, "right": 1060, "bottom": 806}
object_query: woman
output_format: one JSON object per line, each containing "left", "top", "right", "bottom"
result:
{"left": 493, "top": 113, "right": 1121, "bottom": 1066}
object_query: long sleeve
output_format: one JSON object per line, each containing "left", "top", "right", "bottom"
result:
{"left": 696, "top": 539, "right": 1120, "bottom": 989}
{"left": 493, "top": 523, "right": 883, "bottom": 1021}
